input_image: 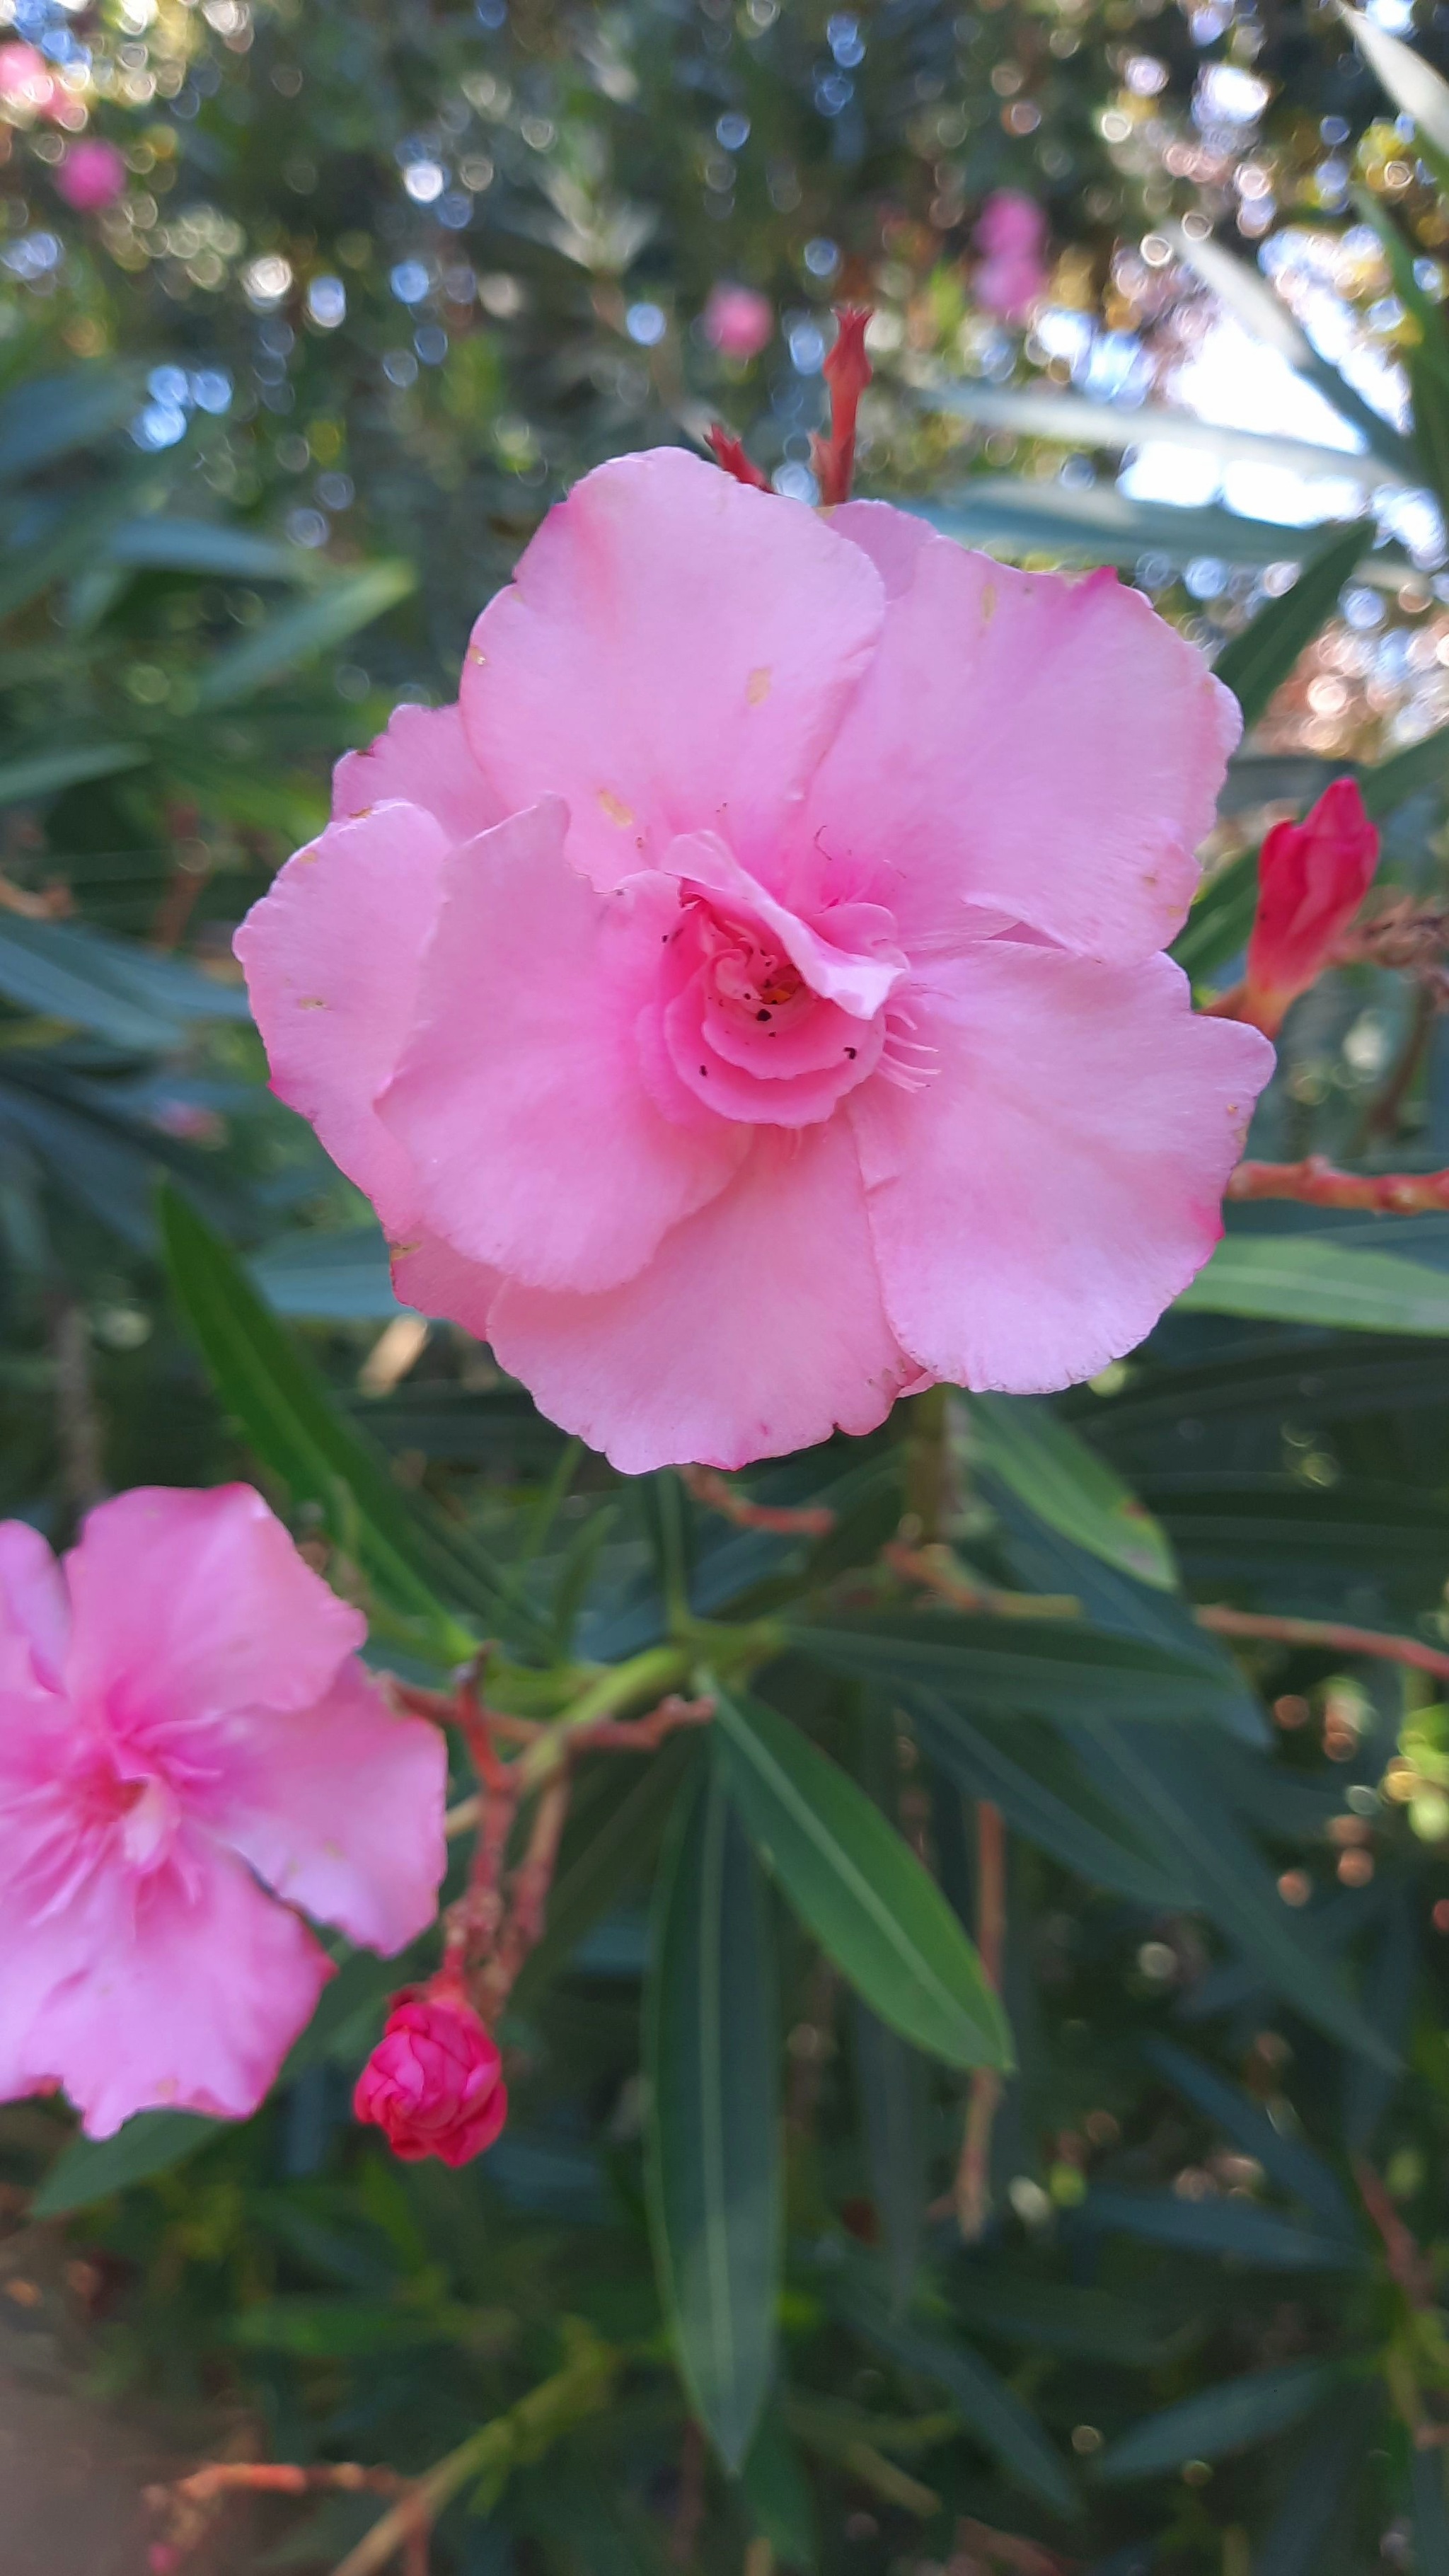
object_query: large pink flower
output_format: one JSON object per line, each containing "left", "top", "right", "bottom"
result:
{"left": 0, "top": 1486, "right": 446, "bottom": 2139}
{"left": 237, "top": 451, "right": 1273, "bottom": 1474}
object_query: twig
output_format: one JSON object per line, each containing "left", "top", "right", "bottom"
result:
{"left": 889, "top": 1539, "right": 1449, "bottom": 1683}
{"left": 1196, "top": 1602, "right": 1449, "bottom": 1683}
{"left": 681, "top": 1464, "right": 836, "bottom": 1537}
{"left": 1355, "top": 2155, "right": 1435, "bottom": 2309}
{"left": 669, "top": 2420, "right": 708, "bottom": 2570}
{"left": 1228, "top": 1155, "right": 1449, "bottom": 1212}
{"left": 145, "top": 2461, "right": 410, "bottom": 2572}
{"left": 1361, "top": 980, "right": 1436, "bottom": 1144}
{"left": 884, "top": 1542, "right": 1076, "bottom": 1620}
{"left": 954, "top": 1803, "right": 1006, "bottom": 2241}
{"left": 953, "top": 2518, "right": 1080, "bottom": 2576}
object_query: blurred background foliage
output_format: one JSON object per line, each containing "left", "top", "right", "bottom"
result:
{"left": 22, "top": 3, "right": 1449, "bottom": 2575}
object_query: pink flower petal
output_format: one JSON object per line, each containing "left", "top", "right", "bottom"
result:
{"left": 802, "top": 509, "right": 1239, "bottom": 965}
{"left": 4, "top": 1837, "right": 333, "bottom": 2138}
{"left": 0, "top": 1520, "right": 68, "bottom": 1691}
{"left": 390, "top": 1230, "right": 500, "bottom": 1335}
{"left": 332, "top": 700, "right": 502, "bottom": 843}
{"left": 63, "top": 1486, "right": 364, "bottom": 1738}
{"left": 197, "top": 1657, "right": 446, "bottom": 1954}
{"left": 379, "top": 799, "right": 746, "bottom": 1293}
{"left": 850, "top": 944, "right": 1274, "bottom": 1391}
{"left": 234, "top": 801, "right": 452, "bottom": 1236}
{"left": 488, "top": 1117, "right": 915, "bottom": 1472}
{"left": 459, "top": 449, "right": 884, "bottom": 898}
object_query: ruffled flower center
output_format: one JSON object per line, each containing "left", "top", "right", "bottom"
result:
{"left": 642, "top": 829, "right": 917, "bottom": 1130}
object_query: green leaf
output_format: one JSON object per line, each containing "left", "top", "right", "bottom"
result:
{"left": 249, "top": 1225, "right": 408, "bottom": 1323}
{"left": 928, "top": 376, "right": 1391, "bottom": 490}
{"left": 645, "top": 1762, "right": 781, "bottom": 2473}
{"left": 1170, "top": 848, "right": 1259, "bottom": 983}
{"left": 795, "top": 1612, "right": 1246, "bottom": 1729}
{"left": 960, "top": 1392, "right": 1177, "bottom": 1590}
{"left": 159, "top": 1184, "right": 545, "bottom": 1657}
{"left": 33, "top": 2110, "right": 219, "bottom": 2216}
{"left": 832, "top": 2276, "right": 1080, "bottom": 2519}
{"left": 1342, "top": 6, "right": 1449, "bottom": 187}
{"left": 225, "top": 2297, "right": 460, "bottom": 2356}
{"left": 1071, "top": 1729, "right": 1397, "bottom": 2065}
{"left": 0, "top": 464, "right": 169, "bottom": 623}
{"left": 912, "top": 1697, "right": 1182, "bottom": 1909}
{"left": 713, "top": 1691, "right": 1011, "bottom": 2072}
{"left": 0, "top": 740, "right": 148, "bottom": 807}
{"left": 1212, "top": 524, "right": 1370, "bottom": 730}
{"left": 1141, "top": 2037, "right": 1358, "bottom": 2236}
{"left": 913, "top": 479, "right": 1343, "bottom": 572}
{"left": 0, "top": 363, "right": 147, "bottom": 485}
{"left": 1177, "top": 1233, "right": 1449, "bottom": 1334}
{"left": 740, "top": 2405, "right": 819, "bottom": 2571}
{"left": 853, "top": 2002, "right": 928, "bottom": 2314}
{"left": 0, "top": 915, "right": 249, "bottom": 1046}
{"left": 960, "top": 2276, "right": 1195, "bottom": 2368}
{"left": 108, "top": 517, "right": 321, "bottom": 581}
{"left": 1093, "top": 2360, "right": 1340, "bottom": 2485}
{"left": 194, "top": 560, "right": 415, "bottom": 708}
{"left": 1254, "top": 2398, "right": 1364, "bottom": 2576}
{"left": 1361, "top": 719, "right": 1449, "bottom": 818}
{"left": 1078, "top": 2187, "right": 1366, "bottom": 2270}
{"left": 1169, "top": 223, "right": 1419, "bottom": 473}
{"left": 1412, "top": 2447, "right": 1449, "bottom": 2576}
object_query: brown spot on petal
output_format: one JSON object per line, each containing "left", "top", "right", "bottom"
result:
{"left": 598, "top": 789, "right": 634, "bottom": 828}
{"left": 747, "top": 666, "right": 771, "bottom": 706}
{"left": 981, "top": 584, "right": 997, "bottom": 623}
{"left": 389, "top": 1240, "right": 422, "bottom": 1259}
{"left": 298, "top": 996, "right": 328, "bottom": 1010}
{"left": 467, "top": 646, "right": 487, "bottom": 665}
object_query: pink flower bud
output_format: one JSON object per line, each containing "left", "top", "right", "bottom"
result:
{"left": 353, "top": 1987, "right": 507, "bottom": 2167}
{"left": 974, "top": 191, "right": 1049, "bottom": 322}
{"left": 54, "top": 138, "right": 126, "bottom": 213}
{"left": 1241, "top": 778, "right": 1379, "bottom": 1036}
{"left": 0, "top": 42, "right": 56, "bottom": 119}
{"left": 702, "top": 282, "right": 773, "bottom": 361}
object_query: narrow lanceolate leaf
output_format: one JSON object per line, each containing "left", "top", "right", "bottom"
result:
{"left": 34, "top": 2110, "right": 219, "bottom": 2216}
{"left": 1075, "top": 2188, "right": 1365, "bottom": 2271}
{"left": 1177, "top": 1234, "right": 1449, "bottom": 1335}
{"left": 794, "top": 1612, "right": 1245, "bottom": 1729}
{"left": 0, "top": 362, "right": 147, "bottom": 485}
{"left": 832, "top": 2275, "right": 1080, "bottom": 2519}
{"left": 1341, "top": 6, "right": 1449, "bottom": 179}
{"left": 912, "top": 1698, "right": 1182, "bottom": 1910}
{"left": 1211, "top": 524, "right": 1370, "bottom": 730}
{"left": 194, "top": 560, "right": 415, "bottom": 708}
{"left": 1254, "top": 2397, "right": 1365, "bottom": 2576}
{"left": 1070, "top": 1729, "right": 1397, "bottom": 2067}
{"left": 645, "top": 1763, "right": 781, "bottom": 2473}
{"left": 0, "top": 740, "right": 147, "bottom": 808}
{"left": 1141, "top": 2036, "right": 1358, "bottom": 2238}
{"left": 713, "top": 1691, "right": 1011, "bottom": 2072}
{"left": 959, "top": 1392, "right": 1177, "bottom": 1590}
{"left": 1170, "top": 847, "right": 1258, "bottom": 982}
{"left": 1093, "top": 2360, "right": 1340, "bottom": 2485}
{"left": 159, "top": 1185, "right": 547, "bottom": 1657}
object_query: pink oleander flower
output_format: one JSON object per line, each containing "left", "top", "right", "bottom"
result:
{"left": 0, "top": 1486, "right": 446, "bottom": 2139}
{"left": 237, "top": 449, "right": 1274, "bottom": 1474}
{"left": 0, "top": 42, "right": 54, "bottom": 117}
{"left": 702, "top": 282, "right": 774, "bottom": 361}
{"left": 54, "top": 137, "right": 126, "bottom": 212}
{"left": 353, "top": 1985, "right": 507, "bottom": 2166}
{"left": 1240, "top": 777, "right": 1379, "bottom": 1036}
{"left": 974, "top": 190, "right": 1050, "bottom": 323}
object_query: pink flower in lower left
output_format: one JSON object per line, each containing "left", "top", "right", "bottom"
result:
{"left": 0, "top": 1484, "right": 448, "bottom": 2139}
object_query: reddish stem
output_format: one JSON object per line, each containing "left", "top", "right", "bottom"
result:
{"left": 812, "top": 307, "right": 872, "bottom": 506}
{"left": 682, "top": 1465, "right": 836, "bottom": 1537}
{"left": 704, "top": 423, "right": 770, "bottom": 490}
{"left": 1228, "top": 1155, "right": 1449, "bottom": 1213}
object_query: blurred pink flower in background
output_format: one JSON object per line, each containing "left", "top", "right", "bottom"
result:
{"left": 54, "top": 137, "right": 127, "bottom": 212}
{"left": 974, "top": 190, "right": 1050, "bottom": 322}
{"left": 702, "top": 281, "right": 773, "bottom": 359}
{"left": 238, "top": 449, "right": 1272, "bottom": 1474}
{"left": 0, "top": 41, "right": 57, "bottom": 118}
{"left": 354, "top": 1985, "right": 508, "bottom": 2165}
{"left": 0, "top": 1486, "right": 446, "bottom": 2138}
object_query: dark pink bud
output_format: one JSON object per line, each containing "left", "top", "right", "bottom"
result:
{"left": 353, "top": 1987, "right": 507, "bottom": 2168}
{"left": 812, "top": 306, "right": 873, "bottom": 507}
{"left": 1242, "top": 778, "right": 1379, "bottom": 1036}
